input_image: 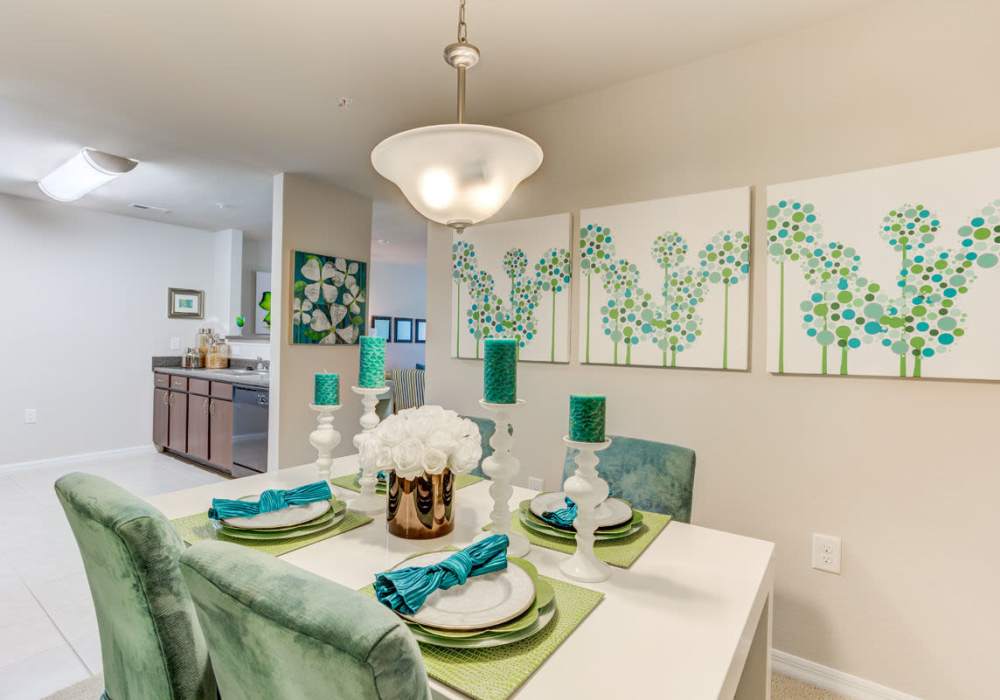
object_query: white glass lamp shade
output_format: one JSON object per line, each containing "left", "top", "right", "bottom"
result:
{"left": 371, "top": 124, "right": 542, "bottom": 229}
{"left": 38, "top": 148, "right": 138, "bottom": 202}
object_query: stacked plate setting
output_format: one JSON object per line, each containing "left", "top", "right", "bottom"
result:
{"left": 214, "top": 497, "right": 347, "bottom": 542}
{"left": 387, "top": 551, "right": 556, "bottom": 649}
{"left": 518, "top": 491, "right": 643, "bottom": 542}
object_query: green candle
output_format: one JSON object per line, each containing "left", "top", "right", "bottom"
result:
{"left": 483, "top": 338, "right": 517, "bottom": 404}
{"left": 359, "top": 336, "right": 386, "bottom": 388}
{"left": 569, "top": 395, "right": 606, "bottom": 442}
{"left": 314, "top": 373, "right": 340, "bottom": 405}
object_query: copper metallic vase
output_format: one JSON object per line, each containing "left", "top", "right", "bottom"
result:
{"left": 386, "top": 469, "right": 455, "bottom": 539}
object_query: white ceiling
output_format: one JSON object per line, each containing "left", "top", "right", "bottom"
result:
{"left": 0, "top": 0, "right": 877, "bottom": 243}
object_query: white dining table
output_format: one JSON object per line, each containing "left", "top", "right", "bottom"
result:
{"left": 148, "top": 456, "right": 775, "bottom": 700}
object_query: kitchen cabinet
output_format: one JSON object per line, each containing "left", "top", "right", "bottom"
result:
{"left": 209, "top": 398, "right": 233, "bottom": 469}
{"left": 187, "top": 394, "right": 210, "bottom": 461}
{"left": 153, "top": 388, "right": 169, "bottom": 448}
{"left": 168, "top": 390, "right": 187, "bottom": 452}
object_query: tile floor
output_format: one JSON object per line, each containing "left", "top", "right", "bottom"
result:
{"left": 0, "top": 450, "right": 224, "bottom": 699}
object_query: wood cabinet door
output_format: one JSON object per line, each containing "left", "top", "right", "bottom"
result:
{"left": 168, "top": 391, "right": 187, "bottom": 452}
{"left": 153, "top": 388, "right": 169, "bottom": 447}
{"left": 209, "top": 399, "right": 234, "bottom": 471}
{"left": 187, "top": 394, "right": 210, "bottom": 461}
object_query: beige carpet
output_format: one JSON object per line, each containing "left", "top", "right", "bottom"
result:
{"left": 45, "top": 672, "right": 845, "bottom": 699}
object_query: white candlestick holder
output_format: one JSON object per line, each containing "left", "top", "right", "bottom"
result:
{"left": 475, "top": 398, "right": 530, "bottom": 558}
{"left": 350, "top": 385, "right": 390, "bottom": 513}
{"left": 559, "top": 436, "right": 613, "bottom": 582}
{"left": 308, "top": 404, "right": 342, "bottom": 480}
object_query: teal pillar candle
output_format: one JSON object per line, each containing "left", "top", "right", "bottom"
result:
{"left": 483, "top": 338, "right": 517, "bottom": 404}
{"left": 359, "top": 336, "right": 386, "bottom": 388}
{"left": 569, "top": 395, "right": 606, "bottom": 442}
{"left": 314, "top": 373, "right": 340, "bottom": 405}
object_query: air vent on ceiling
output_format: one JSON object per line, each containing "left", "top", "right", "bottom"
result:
{"left": 129, "top": 203, "right": 171, "bottom": 214}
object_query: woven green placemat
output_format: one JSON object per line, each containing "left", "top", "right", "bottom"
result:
{"left": 490, "top": 509, "right": 671, "bottom": 569}
{"left": 364, "top": 575, "right": 603, "bottom": 700}
{"left": 330, "top": 473, "right": 483, "bottom": 494}
{"left": 170, "top": 508, "right": 373, "bottom": 557}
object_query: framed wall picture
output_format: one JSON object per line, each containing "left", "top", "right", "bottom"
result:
{"left": 290, "top": 251, "right": 367, "bottom": 345}
{"left": 394, "top": 317, "right": 414, "bottom": 343}
{"left": 168, "top": 288, "right": 204, "bottom": 319}
{"left": 415, "top": 318, "right": 427, "bottom": 343}
{"left": 371, "top": 315, "right": 393, "bottom": 341}
{"left": 255, "top": 271, "right": 272, "bottom": 335}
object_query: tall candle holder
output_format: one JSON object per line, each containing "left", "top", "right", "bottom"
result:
{"left": 309, "top": 404, "right": 342, "bottom": 480}
{"left": 350, "top": 385, "right": 390, "bottom": 513}
{"left": 476, "top": 398, "right": 530, "bottom": 557}
{"left": 560, "top": 436, "right": 613, "bottom": 582}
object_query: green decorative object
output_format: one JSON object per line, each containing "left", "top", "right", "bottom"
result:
{"left": 292, "top": 251, "right": 367, "bottom": 345}
{"left": 698, "top": 230, "right": 751, "bottom": 370}
{"left": 359, "top": 336, "right": 386, "bottom": 388}
{"left": 258, "top": 291, "right": 271, "bottom": 327}
{"left": 314, "top": 373, "right": 339, "bottom": 405}
{"left": 483, "top": 338, "right": 517, "bottom": 403}
{"left": 235, "top": 314, "right": 245, "bottom": 328}
{"left": 569, "top": 394, "right": 605, "bottom": 443}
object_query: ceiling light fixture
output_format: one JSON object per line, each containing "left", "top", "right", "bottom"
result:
{"left": 370, "top": 0, "right": 542, "bottom": 234}
{"left": 38, "top": 147, "right": 138, "bottom": 202}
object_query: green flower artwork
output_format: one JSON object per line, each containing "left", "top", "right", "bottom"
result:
{"left": 579, "top": 224, "right": 617, "bottom": 362}
{"left": 698, "top": 230, "right": 750, "bottom": 370}
{"left": 257, "top": 291, "right": 271, "bottom": 327}
{"left": 291, "top": 251, "right": 366, "bottom": 345}
{"left": 534, "top": 247, "right": 573, "bottom": 361}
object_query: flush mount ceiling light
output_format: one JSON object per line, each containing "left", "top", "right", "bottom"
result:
{"left": 370, "top": 0, "right": 542, "bottom": 234}
{"left": 38, "top": 147, "right": 138, "bottom": 202}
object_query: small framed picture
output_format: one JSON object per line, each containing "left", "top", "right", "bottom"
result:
{"left": 394, "top": 317, "right": 414, "bottom": 343}
{"left": 168, "top": 288, "right": 204, "bottom": 319}
{"left": 371, "top": 315, "right": 393, "bottom": 341}
{"left": 415, "top": 318, "right": 426, "bottom": 344}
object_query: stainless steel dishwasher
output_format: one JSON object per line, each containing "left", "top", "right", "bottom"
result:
{"left": 232, "top": 386, "right": 269, "bottom": 476}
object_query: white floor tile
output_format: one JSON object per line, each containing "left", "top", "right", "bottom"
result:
{"left": 0, "top": 643, "right": 90, "bottom": 700}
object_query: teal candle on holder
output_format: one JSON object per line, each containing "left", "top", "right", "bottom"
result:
{"left": 314, "top": 373, "right": 340, "bottom": 405}
{"left": 483, "top": 338, "right": 517, "bottom": 404}
{"left": 569, "top": 395, "right": 606, "bottom": 442}
{"left": 359, "top": 336, "right": 386, "bottom": 388}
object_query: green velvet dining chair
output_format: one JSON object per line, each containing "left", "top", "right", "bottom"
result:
{"left": 54, "top": 472, "right": 216, "bottom": 700}
{"left": 562, "top": 435, "right": 696, "bottom": 522}
{"left": 180, "top": 540, "right": 431, "bottom": 700}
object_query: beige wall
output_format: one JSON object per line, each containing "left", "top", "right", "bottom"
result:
{"left": 426, "top": 2, "right": 1000, "bottom": 698}
{"left": 270, "top": 173, "right": 372, "bottom": 468}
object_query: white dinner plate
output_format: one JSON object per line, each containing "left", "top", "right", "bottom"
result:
{"left": 222, "top": 496, "right": 332, "bottom": 530}
{"left": 410, "top": 601, "right": 556, "bottom": 649}
{"left": 529, "top": 491, "right": 632, "bottom": 529}
{"left": 393, "top": 551, "right": 536, "bottom": 631}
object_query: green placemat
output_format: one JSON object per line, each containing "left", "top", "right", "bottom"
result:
{"left": 490, "top": 508, "right": 671, "bottom": 569}
{"left": 330, "top": 473, "right": 483, "bottom": 494}
{"left": 170, "top": 508, "right": 373, "bottom": 557}
{"left": 364, "top": 575, "right": 603, "bottom": 700}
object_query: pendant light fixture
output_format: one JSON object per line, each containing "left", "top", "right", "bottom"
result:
{"left": 371, "top": 0, "right": 543, "bottom": 233}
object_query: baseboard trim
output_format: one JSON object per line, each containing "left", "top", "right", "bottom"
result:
{"left": 772, "top": 649, "right": 921, "bottom": 700}
{"left": 0, "top": 445, "right": 156, "bottom": 474}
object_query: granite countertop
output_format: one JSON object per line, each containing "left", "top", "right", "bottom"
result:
{"left": 155, "top": 366, "right": 270, "bottom": 388}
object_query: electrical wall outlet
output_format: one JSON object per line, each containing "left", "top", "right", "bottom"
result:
{"left": 527, "top": 477, "right": 545, "bottom": 491}
{"left": 169, "top": 337, "right": 181, "bottom": 350}
{"left": 24, "top": 409, "right": 37, "bottom": 424}
{"left": 812, "top": 533, "right": 842, "bottom": 574}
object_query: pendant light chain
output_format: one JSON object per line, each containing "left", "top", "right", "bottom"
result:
{"left": 457, "top": 0, "right": 468, "bottom": 44}
{"left": 455, "top": 0, "right": 469, "bottom": 123}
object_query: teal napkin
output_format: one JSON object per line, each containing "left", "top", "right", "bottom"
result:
{"left": 208, "top": 481, "right": 332, "bottom": 520}
{"left": 375, "top": 534, "right": 509, "bottom": 615}
{"left": 541, "top": 497, "right": 577, "bottom": 528}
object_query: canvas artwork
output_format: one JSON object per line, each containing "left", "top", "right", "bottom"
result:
{"left": 766, "top": 147, "right": 1000, "bottom": 380}
{"left": 451, "top": 213, "right": 572, "bottom": 363}
{"left": 290, "top": 251, "right": 367, "bottom": 345}
{"left": 578, "top": 187, "right": 751, "bottom": 370}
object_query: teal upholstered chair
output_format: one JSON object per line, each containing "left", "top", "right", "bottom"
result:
{"left": 180, "top": 540, "right": 430, "bottom": 700}
{"left": 54, "top": 473, "right": 216, "bottom": 700}
{"left": 562, "top": 436, "right": 696, "bottom": 522}
{"left": 462, "top": 415, "right": 514, "bottom": 478}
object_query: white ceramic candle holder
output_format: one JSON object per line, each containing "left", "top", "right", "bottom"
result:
{"left": 350, "top": 385, "right": 390, "bottom": 513}
{"left": 309, "top": 403, "right": 342, "bottom": 480}
{"left": 474, "top": 398, "right": 530, "bottom": 558}
{"left": 559, "top": 436, "right": 613, "bottom": 583}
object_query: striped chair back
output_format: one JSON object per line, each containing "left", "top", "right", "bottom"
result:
{"left": 390, "top": 368, "right": 425, "bottom": 412}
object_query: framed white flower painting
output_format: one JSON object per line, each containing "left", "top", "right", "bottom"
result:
{"left": 290, "top": 251, "right": 367, "bottom": 345}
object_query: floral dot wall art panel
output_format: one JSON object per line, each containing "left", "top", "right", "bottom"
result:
{"left": 767, "top": 146, "right": 1000, "bottom": 380}
{"left": 291, "top": 251, "right": 367, "bottom": 345}
{"left": 579, "top": 187, "right": 751, "bottom": 370}
{"left": 452, "top": 213, "right": 572, "bottom": 363}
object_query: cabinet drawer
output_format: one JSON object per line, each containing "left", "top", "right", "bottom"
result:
{"left": 189, "top": 378, "right": 210, "bottom": 396}
{"left": 210, "top": 381, "right": 233, "bottom": 400}
{"left": 154, "top": 373, "right": 170, "bottom": 389}
{"left": 170, "top": 375, "right": 188, "bottom": 391}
